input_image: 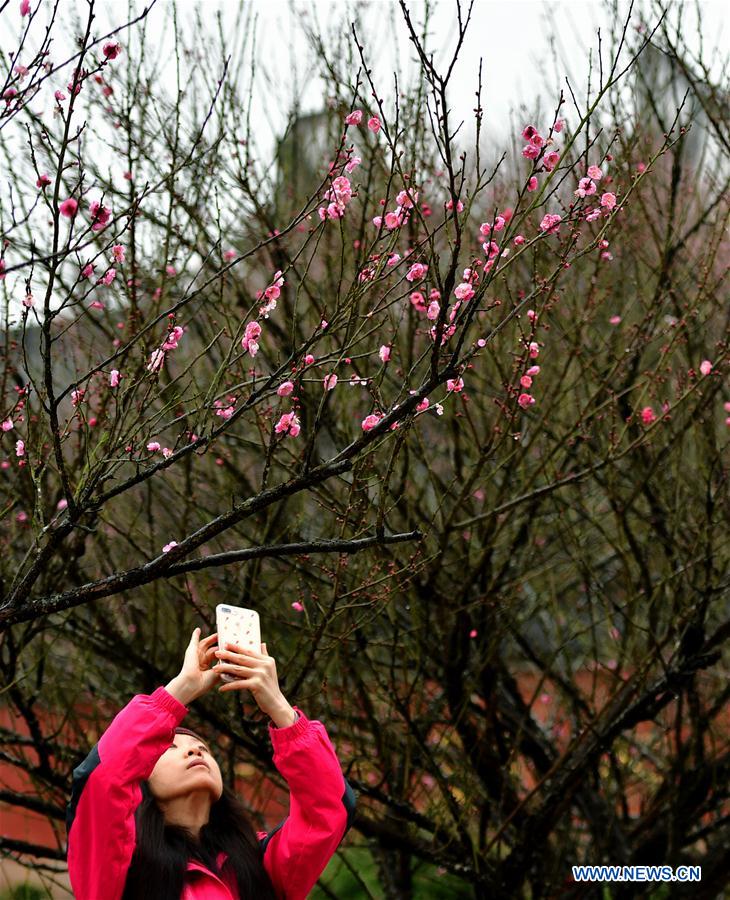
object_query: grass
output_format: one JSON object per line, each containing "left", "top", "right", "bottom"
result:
{"left": 310, "top": 847, "right": 474, "bottom": 898}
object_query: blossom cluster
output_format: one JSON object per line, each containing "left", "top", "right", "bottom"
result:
{"left": 318, "top": 176, "right": 354, "bottom": 221}
{"left": 147, "top": 323, "right": 185, "bottom": 373}
{"left": 373, "top": 188, "right": 418, "bottom": 231}
{"left": 517, "top": 341, "right": 541, "bottom": 409}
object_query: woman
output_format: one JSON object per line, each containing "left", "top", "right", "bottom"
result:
{"left": 65, "top": 628, "right": 356, "bottom": 899}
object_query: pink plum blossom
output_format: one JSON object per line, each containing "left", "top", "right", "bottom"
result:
{"left": 539, "top": 213, "right": 561, "bottom": 234}
{"left": 406, "top": 262, "right": 428, "bottom": 282}
{"left": 575, "top": 177, "right": 597, "bottom": 198}
{"left": 36, "top": 173, "right": 51, "bottom": 189}
{"left": 640, "top": 406, "right": 656, "bottom": 425}
{"left": 147, "top": 441, "right": 161, "bottom": 452}
{"left": 241, "top": 321, "right": 262, "bottom": 356}
{"left": 454, "top": 283, "right": 475, "bottom": 302}
{"left": 447, "top": 377, "right": 464, "bottom": 392}
{"left": 480, "top": 217, "right": 505, "bottom": 235}
{"left": 59, "top": 198, "right": 78, "bottom": 217}
{"left": 396, "top": 189, "right": 418, "bottom": 209}
{"left": 2, "top": 418, "right": 13, "bottom": 431}
{"left": 379, "top": 345, "right": 391, "bottom": 363}
{"left": 430, "top": 320, "right": 455, "bottom": 344}
{"left": 147, "top": 349, "right": 165, "bottom": 372}
{"left": 161, "top": 326, "right": 184, "bottom": 351}
{"left": 527, "top": 176, "right": 538, "bottom": 192}
{"left": 518, "top": 393, "right": 535, "bottom": 409}
{"left": 361, "top": 413, "right": 382, "bottom": 431}
{"left": 89, "top": 200, "right": 111, "bottom": 231}
{"left": 600, "top": 192, "right": 617, "bottom": 210}
{"left": 320, "top": 178, "right": 354, "bottom": 222}
{"left": 214, "top": 397, "right": 236, "bottom": 419}
{"left": 323, "top": 373, "right": 338, "bottom": 391}
{"left": 102, "top": 42, "right": 122, "bottom": 60}
{"left": 587, "top": 165, "right": 603, "bottom": 180}
{"left": 260, "top": 270, "right": 284, "bottom": 317}
{"left": 274, "top": 412, "right": 301, "bottom": 437}
{"left": 699, "top": 360, "right": 713, "bottom": 376}
{"left": 345, "top": 110, "right": 362, "bottom": 125}
{"left": 162, "top": 541, "right": 178, "bottom": 553}
{"left": 112, "top": 244, "right": 125, "bottom": 263}
{"left": 367, "top": 116, "right": 381, "bottom": 133}
{"left": 277, "top": 381, "right": 294, "bottom": 397}
{"left": 16, "top": 440, "right": 25, "bottom": 457}
{"left": 384, "top": 209, "right": 404, "bottom": 230}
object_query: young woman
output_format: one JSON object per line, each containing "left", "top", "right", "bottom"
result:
{"left": 65, "top": 628, "right": 356, "bottom": 900}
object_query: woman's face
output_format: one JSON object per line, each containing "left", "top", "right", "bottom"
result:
{"left": 148, "top": 732, "right": 223, "bottom": 803}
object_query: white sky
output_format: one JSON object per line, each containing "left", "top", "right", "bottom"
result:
{"left": 96, "top": 0, "right": 728, "bottom": 147}
{"left": 2, "top": 0, "right": 727, "bottom": 324}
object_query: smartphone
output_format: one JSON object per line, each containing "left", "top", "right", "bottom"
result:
{"left": 215, "top": 604, "right": 261, "bottom": 683}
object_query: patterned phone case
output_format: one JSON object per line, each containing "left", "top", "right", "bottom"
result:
{"left": 215, "top": 604, "right": 261, "bottom": 683}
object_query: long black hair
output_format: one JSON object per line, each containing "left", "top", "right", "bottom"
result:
{"left": 121, "top": 780, "right": 278, "bottom": 900}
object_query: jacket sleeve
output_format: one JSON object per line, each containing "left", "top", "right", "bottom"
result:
{"left": 258, "top": 707, "right": 357, "bottom": 900}
{"left": 65, "top": 686, "right": 189, "bottom": 900}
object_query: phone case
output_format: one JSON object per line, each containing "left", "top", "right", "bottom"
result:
{"left": 215, "top": 604, "right": 261, "bottom": 683}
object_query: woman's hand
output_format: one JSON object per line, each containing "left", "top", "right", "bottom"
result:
{"left": 214, "top": 642, "right": 297, "bottom": 727}
{"left": 165, "top": 628, "right": 221, "bottom": 706}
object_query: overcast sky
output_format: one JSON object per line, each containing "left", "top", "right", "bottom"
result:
{"left": 93, "top": 0, "right": 728, "bottom": 146}
{"left": 2, "top": 0, "right": 727, "bottom": 325}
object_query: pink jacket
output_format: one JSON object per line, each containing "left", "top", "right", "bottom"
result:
{"left": 65, "top": 686, "right": 356, "bottom": 899}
